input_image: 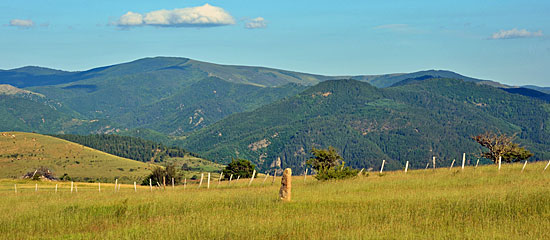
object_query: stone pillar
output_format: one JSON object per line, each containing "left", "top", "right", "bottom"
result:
{"left": 279, "top": 168, "right": 292, "bottom": 201}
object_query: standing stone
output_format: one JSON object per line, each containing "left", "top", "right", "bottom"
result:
{"left": 279, "top": 168, "right": 292, "bottom": 201}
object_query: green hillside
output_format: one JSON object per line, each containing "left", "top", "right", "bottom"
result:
{"left": 183, "top": 78, "right": 550, "bottom": 172}
{"left": 115, "top": 77, "right": 307, "bottom": 134}
{"left": 0, "top": 132, "right": 154, "bottom": 183}
{"left": 2, "top": 57, "right": 544, "bottom": 137}
{"left": 12, "top": 58, "right": 313, "bottom": 135}
{"left": 50, "top": 133, "right": 224, "bottom": 175}
{"left": 0, "top": 90, "right": 109, "bottom": 134}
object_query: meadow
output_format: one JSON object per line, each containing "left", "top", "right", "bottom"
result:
{"left": 1, "top": 161, "right": 549, "bottom": 239}
{"left": 0, "top": 132, "right": 153, "bottom": 182}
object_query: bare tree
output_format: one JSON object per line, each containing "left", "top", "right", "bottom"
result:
{"left": 473, "top": 131, "right": 533, "bottom": 163}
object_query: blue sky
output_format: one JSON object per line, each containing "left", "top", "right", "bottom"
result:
{"left": 1, "top": 0, "right": 549, "bottom": 86}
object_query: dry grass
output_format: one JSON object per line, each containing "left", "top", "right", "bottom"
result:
{"left": 1, "top": 161, "right": 549, "bottom": 239}
{"left": 0, "top": 132, "right": 152, "bottom": 183}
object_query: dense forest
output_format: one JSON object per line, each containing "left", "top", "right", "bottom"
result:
{"left": 183, "top": 78, "right": 550, "bottom": 173}
{"left": 52, "top": 134, "right": 200, "bottom": 163}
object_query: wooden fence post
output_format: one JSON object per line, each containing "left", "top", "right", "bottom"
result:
{"left": 450, "top": 159, "right": 455, "bottom": 170}
{"left": 184, "top": 178, "right": 187, "bottom": 190}
{"left": 304, "top": 169, "right": 308, "bottom": 183}
{"left": 522, "top": 160, "right": 528, "bottom": 173}
{"left": 249, "top": 170, "right": 256, "bottom": 186}
{"left": 98, "top": 182, "right": 101, "bottom": 192}
{"left": 380, "top": 160, "right": 385, "bottom": 174}
{"left": 498, "top": 156, "right": 502, "bottom": 171}
{"left": 263, "top": 173, "right": 269, "bottom": 184}
{"left": 134, "top": 182, "right": 137, "bottom": 192}
{"left": 71, "top": 181, "right": 74, "bottom": 193}
{"left": 544, "top": 160, "right": 550, "bottom": 172}
{"left": 14, "top": 184, "right": 17, "bottom": 193}
{"left": 172, "top": 178, "right": 175, "bottom": 189}
{"left": 461, "top": 153, "right": 466, "bottom": 171}
{"left": 207, "top": 173, "right": 211, "bottom": 189}
{"left": 236, "top": 175, "right": 241, "bottom": 183}
{"left": 115, "top": 179, "right": 118, "bottom": 193}
{"left": 425, "top": 162, "right": 430, "bottom": 170}
{"left": 55, "top": 184, "right": 58, "bottom": 193}
{"left": 198, "top": 173, "right": 204, "bottom": 189}
{"left": 475, "top": 159, "right": 480, "bottom": 169}
{"left": 229, "top": 174, "right": 233, "bottom": 185}
{"left": 432, "top": 156, "right": 436, "bottom": 170}
{"left": 163, "top": 176, "right": 166, "bottom": 190}
{"left": 218, "top": 173, "right": 223, "bottom": 186}
{"left": 149, "top": 179, "right": 152, "bottom": 192}
{"left": 405, "top": 161, "right": 409, "bottom": 173}
{"left": 35, "top": 183, "right": 38, "bottom": 192}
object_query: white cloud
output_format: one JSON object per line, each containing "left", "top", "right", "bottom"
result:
{"left": 8, "top": 19, "right": 34, "bottom": 28}
{"left": 490, "top": 28, "right": 543, "bottom": 39}
{"left": 117, "top": 4, "right": 235, "bottom": 28}
{"left": 118, "top": 11, "right": 143, "bottom": 26}
{"left": 245, "top": 17, "right": 267, "bottom": 29}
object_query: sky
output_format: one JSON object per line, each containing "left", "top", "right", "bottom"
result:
{"left": 1, "top": 0, "right": 549, "bottom": 86}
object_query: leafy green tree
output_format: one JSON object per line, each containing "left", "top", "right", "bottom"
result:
{"left": 222, "top": 159, "right": 256, "bottom": 178}
{"left": 473, "top": 131, "right": 533, "bottom": 163}
{"left": 307, "top": 147, "right": 358, "bottom": 180}
{"left": 307, "top": 147, "right": 342, "bottom": 172}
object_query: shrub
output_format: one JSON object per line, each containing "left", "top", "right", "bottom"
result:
{"left": 307, "top": 147, "right": 359, "bottom": 180}
{"left": 141, "top": 164, "right": 181, "bottom": 186}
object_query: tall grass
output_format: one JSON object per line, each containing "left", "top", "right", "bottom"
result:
{"left": 1, "top": 161, "right": 549, "bottom": 239}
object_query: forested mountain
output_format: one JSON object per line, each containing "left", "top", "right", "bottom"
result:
{"left": 183, "top": 78, "right": 550, "bottom": 173}
{"left": 0, "top": 58, "right": 314, "bottom": 135}
{"left": 0, "top": 85, "right": 109, "bottom": 134}
{"left": 2, "top": 57, "right": 550, "bottom": 172}
{"left": 2, "top": 57, "right": 545, "bottom": 136}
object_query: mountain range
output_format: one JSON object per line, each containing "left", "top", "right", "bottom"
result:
{"left": 1, "top": 57, "right": 549, "bottom": 172}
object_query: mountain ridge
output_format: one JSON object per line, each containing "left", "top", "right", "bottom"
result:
{"left": 183, "top": 78, "right": 550, "bottom": 172}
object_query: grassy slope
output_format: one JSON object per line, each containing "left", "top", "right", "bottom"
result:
{"left": 0, "top": 132, "right": 153, "bottom": 182}
{"left": 0, "top": 161, "right": 549, "bottom": 239}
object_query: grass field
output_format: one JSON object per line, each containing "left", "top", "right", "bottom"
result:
{"left": 1, "top": 161, "right": 549, "bottom": 239}
{"left": 0, "top": 132, "right": 153, "bottom": 183}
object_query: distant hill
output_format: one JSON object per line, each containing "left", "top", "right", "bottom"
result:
{"left": 1, "top": 57, "right": 332, "bottom": 88}
{"left": 1, "top": 56, "right": 548, "bottom": 142}
{"left": 523, "top": 85, "right": 550, "bottom": 94}
{"left": 0, "top": 132, "right": 153, "bottom": 182}
{"left": 183, "top": 78, "right": 550, "bottom": 173}
{"left": 350, "top": 70, "right": 508, "bottom": 88}
{"left": 501, "top": 87, "right": 550, "bottom": 102}
{"left": 3, "top": 58, "right": 313, "bottom": 135}
{"left": 0, "top": 88, "right": 110, "bottom": 134}
{"left": 391, "top": 76, "right": 550, "bottom": 102}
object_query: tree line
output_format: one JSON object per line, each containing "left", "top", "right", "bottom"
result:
{"left": 52, "top": 134, "right": 200, "bottom": 163}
